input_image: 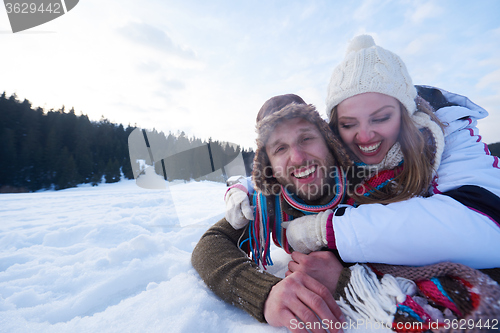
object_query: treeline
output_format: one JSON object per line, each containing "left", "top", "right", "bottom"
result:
{"left": 129, "top": 128, "right": 255, "bottom": 184}
{"left": 0, "top": 92, "right": 254, "bottom": 193}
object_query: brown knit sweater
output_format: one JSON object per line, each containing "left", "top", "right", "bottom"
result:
{"left": 191, "top": 218, "right": 283, "bottom": 322}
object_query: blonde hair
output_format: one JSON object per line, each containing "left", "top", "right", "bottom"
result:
{"left": 330, "top": 95, "right": 446, "bottom": 204}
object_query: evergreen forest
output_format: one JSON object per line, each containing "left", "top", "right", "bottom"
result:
{"left": 0, "top": 93, "right": 254, "bottom": 193}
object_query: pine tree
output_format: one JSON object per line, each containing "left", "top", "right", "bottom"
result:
{"left": 105, "top": 159, "right": 121, "bottom": 183}
{"left": 55, "top": 148, "right": 79, "bottom": 190}
{"left": 74, "top": 114, "right": 93, "bottom": 183}
{"left": 0, "top": 129, "right": 17, "bottom": 188}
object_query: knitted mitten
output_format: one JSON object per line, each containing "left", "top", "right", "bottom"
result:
{"left": 285, "top": 210, "right": 332, "bottom": 253}
{"left": 224, "top": 185, "right": 253, "bottom": 230}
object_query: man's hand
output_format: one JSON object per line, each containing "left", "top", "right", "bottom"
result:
{"left": 263, "top": 271, "right": 344, "bottom": 333}
{"left": 286, "top": 251, "right": 343, "bottom": 294}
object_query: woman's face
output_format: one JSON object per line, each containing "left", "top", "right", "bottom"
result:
{"left": 337, "top": 92, "right": 401, "bottom": 165}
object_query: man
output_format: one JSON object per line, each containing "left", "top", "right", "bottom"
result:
{"left": 192, "top": 94, "right": 349, "bottom": 332}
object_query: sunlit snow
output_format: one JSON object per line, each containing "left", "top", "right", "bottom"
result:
{"left": 0, "top": 180, "right": 288, "bottom": 333}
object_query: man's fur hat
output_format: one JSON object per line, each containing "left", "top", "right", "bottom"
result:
{"left": 252, "top": 94, "right": 352, "bottom": 196}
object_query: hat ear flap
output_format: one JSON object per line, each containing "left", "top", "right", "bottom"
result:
{"left": 252, "top": 147, "right": 279, "bottom": 196}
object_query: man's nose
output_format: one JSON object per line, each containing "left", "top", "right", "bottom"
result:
{"left": 289, "top": 145, "right": 307, "bottom": 164}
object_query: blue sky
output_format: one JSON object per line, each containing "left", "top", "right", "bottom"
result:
{"left": 1, "top": 0, "right": 499, "bottom": 149}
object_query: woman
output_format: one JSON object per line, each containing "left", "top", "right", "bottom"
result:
{"left": 226, "top": 35, "right": 500, "bottom": 269}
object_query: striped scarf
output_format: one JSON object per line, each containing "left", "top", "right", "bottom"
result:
{"left": 240, "top": 167, "right": 346, "bottom": 269}
{"left": 239, "top": 162, "right": 404, "bottom": 268}
{"left": 346, "top": 161, "right": 404, "bottom": 207}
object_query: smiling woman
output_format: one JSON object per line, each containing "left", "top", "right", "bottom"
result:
{"left": 332, "top": 92, "right": 444, "bottom": 204}
{"left": 326, "top": 35, "right": 446, "bottom": 205}
{"left": 223, "top": 35, "right": 500, "bottom": 270}
{"left": 336, "top": 93, "right": 402, "bottom": 165}
{"left": 283, "top": 35, "right": 500, "bottom": 270}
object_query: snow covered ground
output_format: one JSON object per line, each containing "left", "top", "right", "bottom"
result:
{"left": 0, "top": 179, "right": 290, "bottom": 333}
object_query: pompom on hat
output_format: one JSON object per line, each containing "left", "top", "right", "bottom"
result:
{"left": 326, "top": 35, "right": 417, "bottom": 119}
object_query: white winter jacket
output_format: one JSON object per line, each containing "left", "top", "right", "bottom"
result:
{"left": 334, "top": 86, "right": 500, "bottom": 268}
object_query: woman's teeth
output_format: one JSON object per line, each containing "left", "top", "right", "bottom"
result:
{"left": 294, "top": 166, "right": 316, "bottom": 179}
{"left": 358, "top": 142, "right": 381, "bottom": 153}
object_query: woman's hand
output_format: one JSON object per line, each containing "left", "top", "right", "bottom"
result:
{"left": 285, "top": 210, "right": 332, "bottom": 253}
{"left": 224, "top": 186, "right": 253, "bottom": 229}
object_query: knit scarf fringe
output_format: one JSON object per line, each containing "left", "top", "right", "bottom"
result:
{"left": 338, "top": 264, "right": 486, "bottom": 333}
{"left": 337, "top": 264, "right": 409, "bottom": 326}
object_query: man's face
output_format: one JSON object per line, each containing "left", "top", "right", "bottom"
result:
{"left": 265, "top": 117, "right": 336, "bottom": 203}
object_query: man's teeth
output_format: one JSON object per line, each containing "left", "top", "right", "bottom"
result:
{"left": 358, "top": 142, "right": 381, "bottom": 153}
{"left": 294, "top": 166, "right": 316, "bottom": 178}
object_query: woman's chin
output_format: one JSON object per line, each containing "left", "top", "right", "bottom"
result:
{"left": 358, "top": 154, "right": 385, "bottom": 166}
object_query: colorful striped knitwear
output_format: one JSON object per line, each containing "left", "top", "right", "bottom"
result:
{"left": 347, "top": 162, "right": 404, "bottom": 207}
{"left": 335, "top": 262, "right": 500, "bottom": 333}
{"left": 240, "top": 169, "right": 345, "bottom": 268}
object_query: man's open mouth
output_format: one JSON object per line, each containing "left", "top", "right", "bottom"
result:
{"left": 293, "top": 165, "right": 316, "bottom": 179}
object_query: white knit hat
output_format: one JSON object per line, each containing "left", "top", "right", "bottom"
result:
{"left": 326, "top": 35, "right": 417, "bottom": 120}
